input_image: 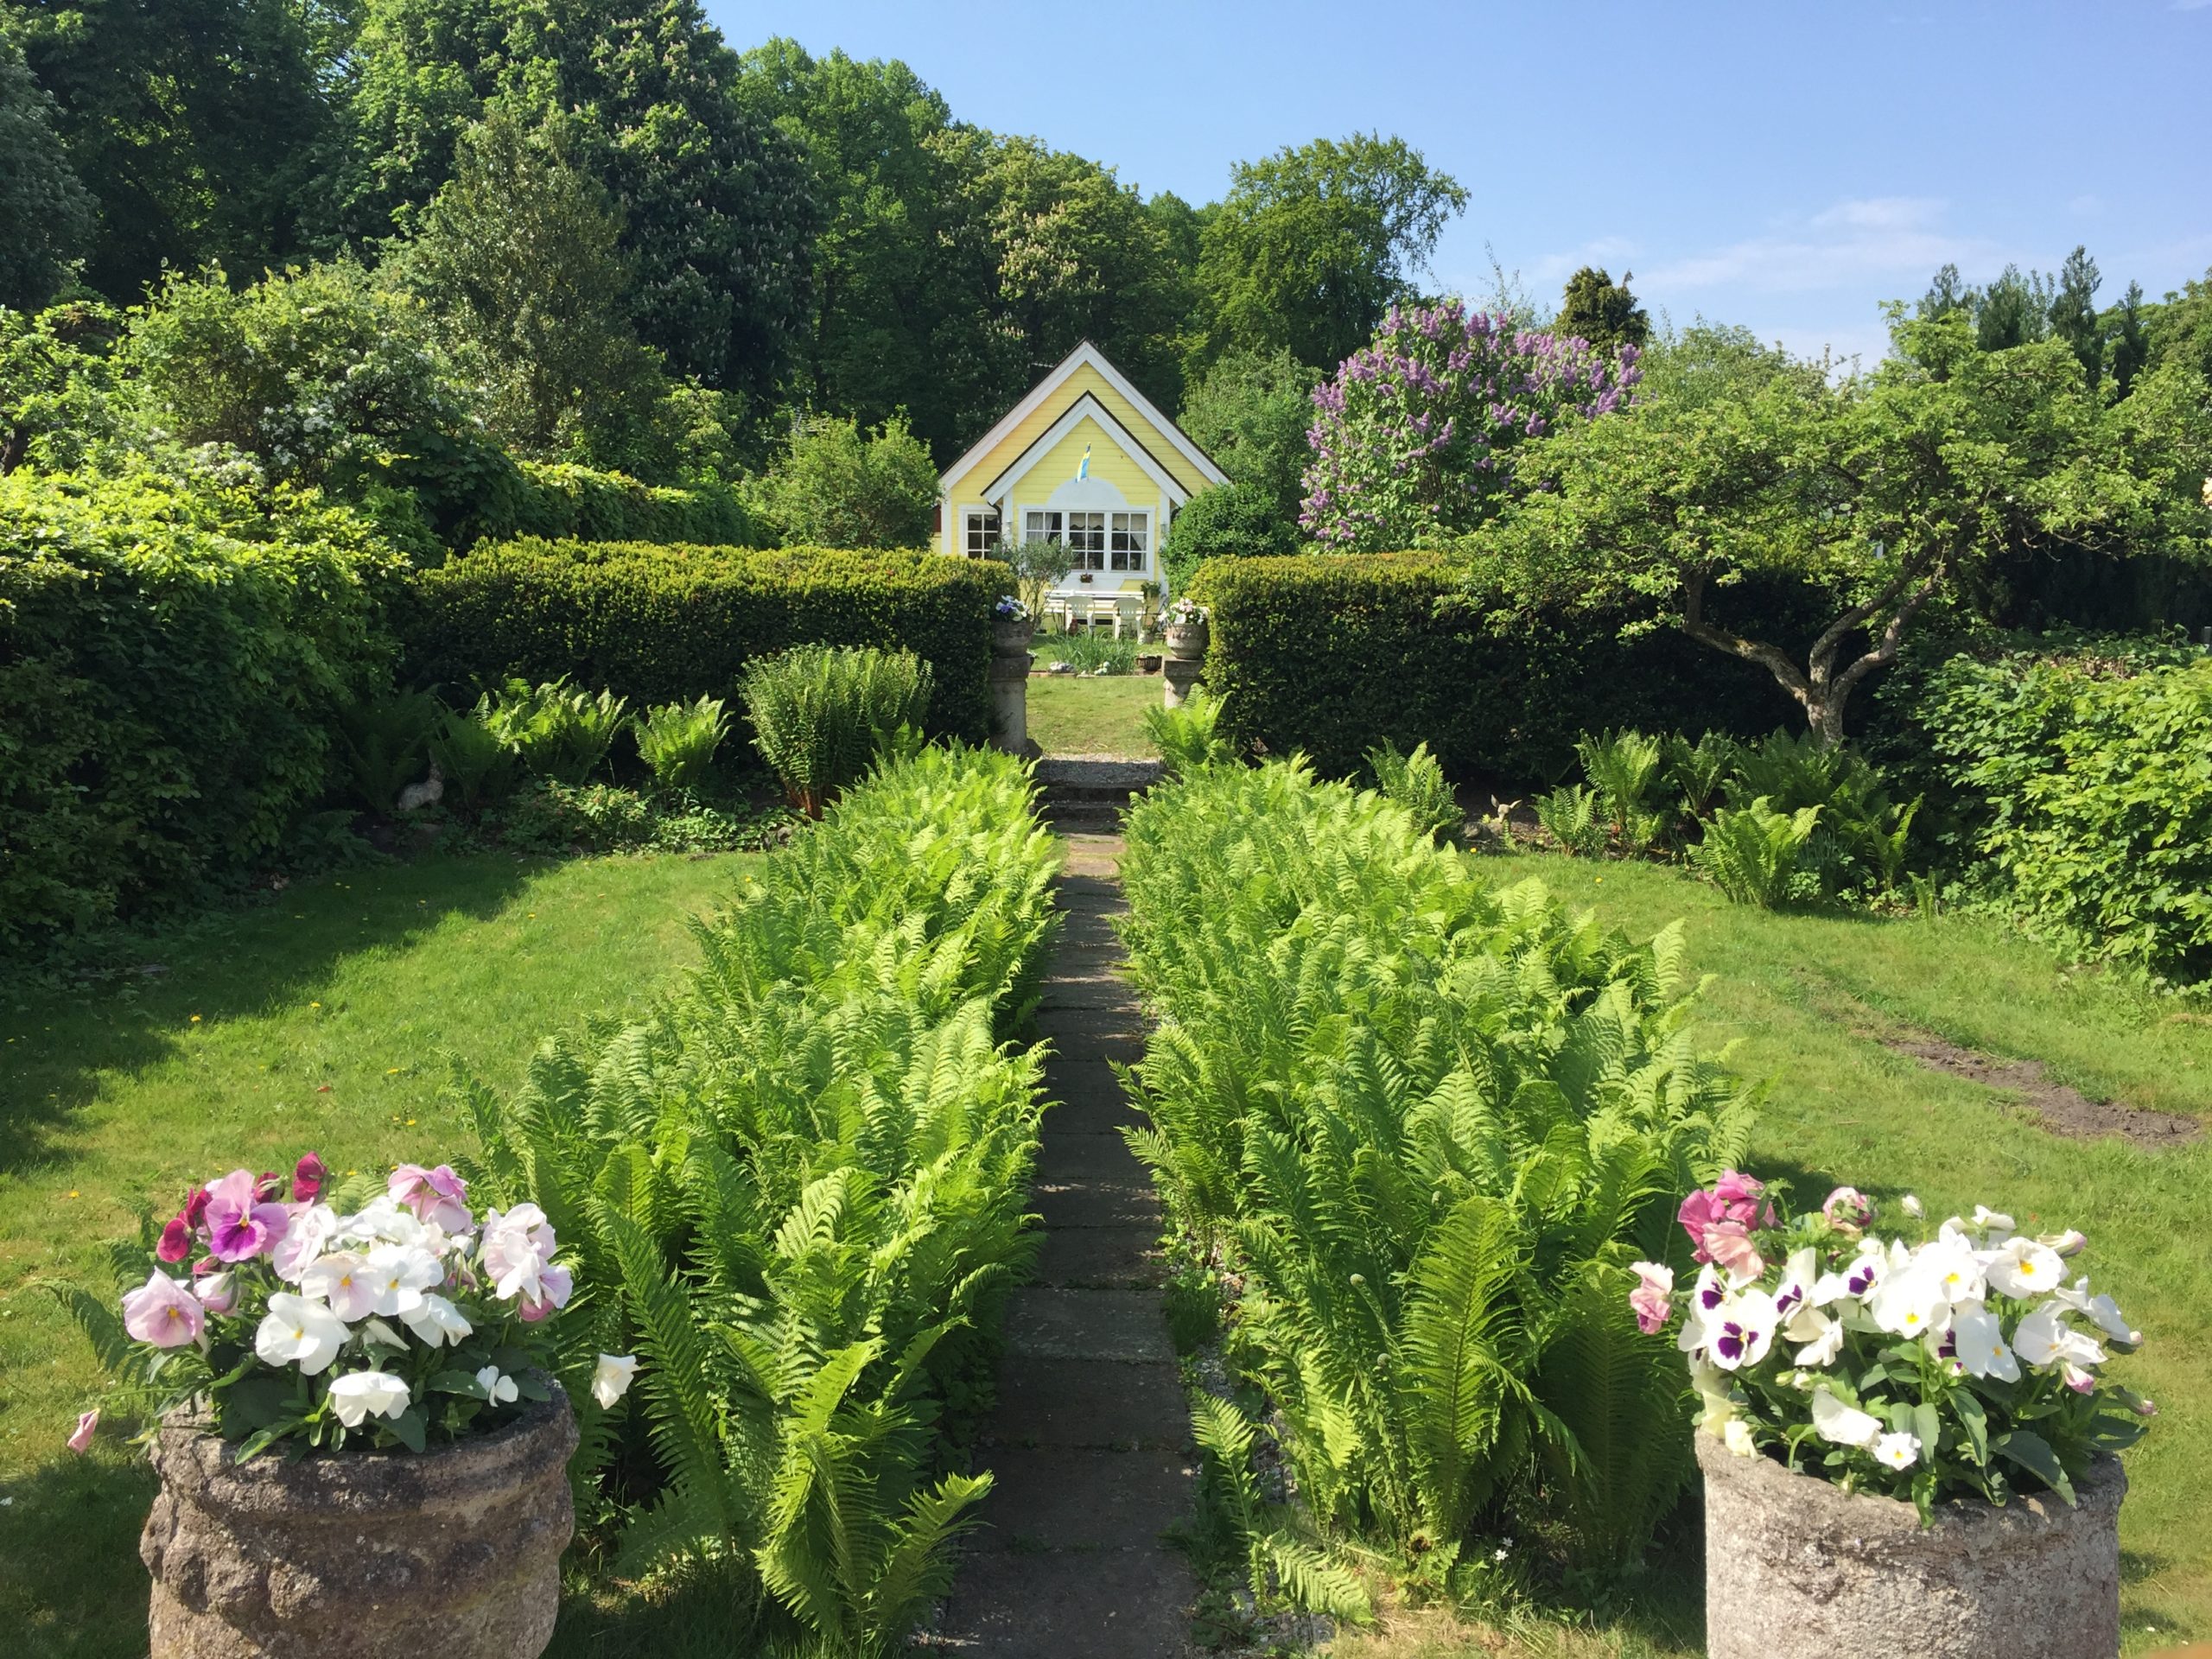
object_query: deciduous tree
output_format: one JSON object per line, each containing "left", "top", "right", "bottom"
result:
{"left": 0, "top": 36, "right": 92, "bottom": 309}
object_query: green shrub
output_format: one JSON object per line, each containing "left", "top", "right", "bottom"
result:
{"left": 461, "top": 747, "right": 1057, "bottom": 1650}
{"left": 0, "top": 466, "right": 402, "bottom": 950}
{"left": 1689, "top": 797, "right": 1822, "bottom": 907}
{"left": 427, "top": 699, "right": 518, "bottom": 809}
{"left": 1918, "top": 645, "right": 2212, "bottom": 987}
{"left": 1664, "top": 730, "right": 1740, "bottom": 825}
{"left": 404, "top": 539, "right": 1001, "bottom": 744}
{"left": 1159, "top": 476, "right": 1301, "bottom": 594}
{"left": 334, "top": 690, "right": 440, "bottom": 815}
{"left": 1142, "top": 688, "right": 1239, "bottom": 779}
{"left": 741, "top": 645, "right": 932, "bottom": 817}
{"left": 633, "top": 696, "right": 731, "bottom": 789}
{"left": 448, "top": 458, "right": 763, "bottom": 552}
{"left": 1364, "top": 738, "right": 1459, "bottom": 843}
{"left": 1184, "top": 553, "right": 1818, "bottom": 780}
{"left": 1118, "top": 760, "right": 1754, "bottom": 1591}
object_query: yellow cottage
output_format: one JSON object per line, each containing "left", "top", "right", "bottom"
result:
{"left": 937, "top": 340, "right": 1229, "bottom": 613}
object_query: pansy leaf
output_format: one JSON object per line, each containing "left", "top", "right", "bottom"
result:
{"left": 429, "top": 1370, "right": 484, "bottom": 1396}
{"left": 1911, "top": 1402, "right": 1943, "bottom": 1458}
{"left": 233, "top": 1419, "right": 303, "bottom": 1464}
{"left": 515, "top": 1373, "right": 552, "bottom": 1402}
{"left": 1952, "top": 1390, "right": 1989, "bottom": 1465}
{"left": 1994, "top": 1430, "right": 2075, "bottom": 1503}
{"left": 388, "top": 1406, "right": 428, "bottom": 1453}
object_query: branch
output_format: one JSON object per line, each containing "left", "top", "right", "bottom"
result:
{"left": 1804, "top": 547, "right": 1936, "bottom": 683}
{"left": 1681, "top": 571, "right": 1812, "bottom": 708}
{"left": 1834, "top": 561, "right": 1948, "bottom": 696}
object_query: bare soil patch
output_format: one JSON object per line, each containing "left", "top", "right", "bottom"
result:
{"left": 1884, "top": 1032, "right": 2202, "bottom": 1149}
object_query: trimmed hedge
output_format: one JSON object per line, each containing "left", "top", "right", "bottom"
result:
{"left": 1186, "top": 553, "right": 1822, "bottom": 781}
{"left": 404, "top": 539, "right": 1009, "bottom": 744}
{"left": 429, "top": 455, "right": 763, "bottom": 552}
{"left": 1, "top": 468, "right": 404, "bottom": 948}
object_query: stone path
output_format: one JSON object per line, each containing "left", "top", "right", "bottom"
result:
{"left": 934, "top": 830, "right": 1196, "bottom": 1656}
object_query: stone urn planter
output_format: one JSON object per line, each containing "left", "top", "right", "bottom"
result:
{"left": 141, "top": 1385, "right": 577, "bottom": 1658}
{"left": 992, "top": 615, "right": 1036, "bottom": 657}
{"left": 1695, "top": 1431, "right": 2125, "bottom": 1659}
{"left": 1164, "top": 621, "right": 1208, "bottom": 661}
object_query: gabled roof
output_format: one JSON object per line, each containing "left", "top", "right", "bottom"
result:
{"left": 938, "top": 340, "right": 1230, "bottom": 497}
{"left": 977, "top": 391, "right": 1190, "bottom": 505}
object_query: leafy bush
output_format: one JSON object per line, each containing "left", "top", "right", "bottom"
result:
{"left": 428, "top": 699, "right": 518, "bottom": 809}
{"left": 461, "top": 747, "right": 1057, "bottom": 1651}
{"left": 1365, "top": 738, "right": 1459, "bottom": 843}
{"left": 404, "top": 539, "right": 1002, "bottom": 745}
{"left": 751, "top": 412, "right": 938, "bottom": 550}
{"left": 1118, "top": 761, "right": 1756, "bottom": 1592}
{"left": 741, "top": 645, "right": 932, "bottom": 817}
{"left": 0, "top": 466, "right": 403, "bottom": 950}
{"left": 334, "top": 690, "right": 440, "bottom": 815}
{"left": 1158, "top": 477, "right": 1301, "bottom": 595}
{"left": 445, "top": 458, "right": 762, "bottom": 553}
{"left": 1917, "top": 645, "right": 2212, "bottom": 987}
{"left": 1143, "top": 689, "right": 1239, "bottom": 779}
{"left": 1534, "top": 783, "right": 1609, "bottom": 858}
{"left": 633, "top": 696, "right": 731, "bottom": 789}
{"left": 1576, "top": 728, "right": 1666, "bottom": 854}
{"left": 1052, "top": 629, "right": 1140, "bottom": 675}
{"left": 544, "top": 686, "right": 629, "bottom": 784}
{"left": 488, "top": 779, "right": 780, "bottom": 856}
{"left": 1185, "top": 553, "right": 1812, "bottom": 780}
{"left": 1664, "top": 730, "right": 1740, "bottom": 825}
{"left": 1689, "top": 797, "right": 1822, "bottom": 908}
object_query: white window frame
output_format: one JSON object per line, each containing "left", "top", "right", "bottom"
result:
{"left": 962, "top": 508, "right": 1001, "bottom": 556}
{"left": 1022, "top": 508, "right": 1064, "bottom": 547}
{"left": 1109, "top": 510, "right": 1149, "bottom": 573}
{"left": 1065, "top": 510, "right": 1107, "bottom": 570}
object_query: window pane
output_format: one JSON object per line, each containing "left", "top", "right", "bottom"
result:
{"left": 1023, "top": 510, "right": 1062, "bottom": 543}
{"left": 965, "top": 511, "right": 1001, "bottom": 555}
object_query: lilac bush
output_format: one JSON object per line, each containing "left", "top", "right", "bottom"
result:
{"left": 1300, "top": 301, "right": 1641, "bottom": 550}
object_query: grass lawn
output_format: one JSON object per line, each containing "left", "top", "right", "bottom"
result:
{"left": 1323, "top": 849, "right": 2212, "bottom": 1658}
{"left": 1026, "top": 670, "right": 1160, "bottom": 756}
{"left": 0, "top": 849, "right": 753, "bottom": 1657}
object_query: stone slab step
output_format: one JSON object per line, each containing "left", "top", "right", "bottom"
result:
{"left": 968, "top": 1446, "right": 1197, "bottom": 1553}
{"left": 1033, "top": 1224, "right": 1167, "bottom": 1288}
{"left": 1034, "top": 1179, "right": 1160, "bottom": 1231}
{"left": 1004, "top": 1287, "right": 1174, "bottom": 1363}
{"left": 983, "top": 1357, "right": 1191, "bottom": 1450}
{"left": 931, "top": 1545, "right": 1197, "bottom": 1657}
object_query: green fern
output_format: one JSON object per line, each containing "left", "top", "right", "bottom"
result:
{"left": 1365, "top": 739, "right": 1461, "bottom": 843}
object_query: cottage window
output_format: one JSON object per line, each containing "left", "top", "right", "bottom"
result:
{"left": 1022, "top": 509, "right": 1063, "bottom": 544}
{"left": 963, "top": 509, "right": 1001, "bottom": 556}
{"left": 1109, "top": 512, "right": 1148, "bottom": 572}
{"left": 1066, "top": 511, "right": 1107, "bottom": 570}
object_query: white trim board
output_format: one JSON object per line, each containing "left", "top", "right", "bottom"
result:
{"left": 980, "top": 394, "right": 1189, "bottom": 508}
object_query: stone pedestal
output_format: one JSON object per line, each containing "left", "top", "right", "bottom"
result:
{"left": 991, "top": 648, "right": 1034, "bottom": 751}
{"left": 1161, "top": 657, "right": 1202, "bottom": 710}
{"left": 143, "top": 1388, "right": 577, "bottom": 1658}
{"left": 1696, "top": 1432, "right": 2124, "bottom": 1659}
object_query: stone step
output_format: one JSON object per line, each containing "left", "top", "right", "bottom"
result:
{"left": 1036, "top": 755, "right": 1164, "bottom": 804}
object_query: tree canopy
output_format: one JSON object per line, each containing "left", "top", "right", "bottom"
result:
{"left": 1554, "top": 266, "right": 1650, "bottom": 355}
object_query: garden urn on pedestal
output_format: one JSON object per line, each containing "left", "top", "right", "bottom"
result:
{"left": 1695, "top": 1432, "right": 2125, "bottom": 1659}
{"left": 1163, "top": 620, "right": 1208, "bottom": 661}
{"left": 141, "top": 1386, "right": 577, "bottom": 1659}
{"left": 989, "top": 615, "right": 1036, "bottom": 752}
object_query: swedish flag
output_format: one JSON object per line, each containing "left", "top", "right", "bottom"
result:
{"left": 1077, "top": 443, "right": 1091, "bottom": 480}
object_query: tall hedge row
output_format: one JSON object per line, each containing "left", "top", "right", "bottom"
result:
{"left": 404, "top": 539, "right": 1008, "bottom": 744}
{"left": 1, "top": 469, "right": 404, "bottom": 947}
{"left": 1185, "top": 553, "right": 1822, "bottom": 780}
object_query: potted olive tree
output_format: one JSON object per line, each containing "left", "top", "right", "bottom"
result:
{"left": 1635, "top": 1174, "right": 2151, "bottom": 1659}
{"left": 82, "top": 1153, "right": 638, "bottom": 1657}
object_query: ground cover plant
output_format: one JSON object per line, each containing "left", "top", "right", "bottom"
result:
{"left": 1, "top": 849, "right": 749, "bottom": 1656}
{"left": 1117, "top": 760, "right": 1759, "bottom": 1614}
{"left": 460, "top": 745, "right": 1058, "bottom": 1655}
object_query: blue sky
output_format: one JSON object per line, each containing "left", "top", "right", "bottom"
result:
{"left": 709, "top": 0, "right": 2211, "bottom": 366}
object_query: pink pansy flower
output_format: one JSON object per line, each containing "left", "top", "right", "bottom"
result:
{"left": 202, "top": 1169, "right": 290, "bottom": 1263}
{"left": 389, "top": 1164, "right": 471, "bottom": 1234}
{"left": 517, "top": 1262, "right": 574, "bottom": 1323}
{"left": 122, "top": 1270, "right": 206, "bottom": 1349}
{"left": 181, "top": 1185, "right": 213, "bottom": 1233}
{"left": 156, "top": 1212, "right": 194, "bottom": 1263}
{"left": 1821, "top": 1186, "right": 1872, "bottom": 1234}
{"left": 1627, "top": 1262, "right": 1674, "bottom": 1335}
{"left": 194, "top": 1267, "right": 239, "bottom": 1315}
{"left": 291, "top": 1152, "right": 329, "bottom": 1205}
{"left": 482, "top": 1204, "right": 561, "bottom": 1302}
{"left": 67, "top": 1408, "right": 99, "bottom": 1454}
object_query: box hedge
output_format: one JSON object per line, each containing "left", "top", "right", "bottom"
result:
{"left": 1, "top": 467, "right": 404, "bottom": 949}
{"left": 1185, "top": 552, "right": 1824, "bottom": 781}
{"left": 404, "top": 539, "right": 1009, "bottom": 744}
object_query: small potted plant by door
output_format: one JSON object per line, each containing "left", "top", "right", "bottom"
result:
{"left": 84, "top": 1152, "right": 639, "bottom": 1657}
{"left": 1164, "top": 596, "right": 1209, "bottom": 661}
{"left": 992, "top": 594, "right": 1035, "bottom": 657}
{"left": 1632, "top": 1173, "right": 2152, "bottom": 1659}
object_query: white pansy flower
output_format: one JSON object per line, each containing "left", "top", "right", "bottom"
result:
{"left": 1950, "top": 1308, "right": 2022, "bottom": 1382}
{"left": 1873, "top": 1432, "right": 1920, "bottom": 1471}
{"left": 591, "top": 1353, "right": 640, "bottom": 1409}
{"left": 1900, "top": 1195, "right": 1924, "bottom": 1219}
{"left": 1809, "top": 1388, "right": 1883, "bottom": 1449}
{"left": 2010, "top": 1300, "right": 2103, "bottom": 1370}
{"left": 273, "top": 1204, "right": 339, "bottom": 1283}
{"left": 1707, "top": 1289, "right": 1778, "bottom": 1372}
{"left": 327, "top": 1370, "right": 410, "bottom": 1427}
{"left": 255, "top": 1293, "right": 348, "bottom": 1375}
{"left": 360, "top": 1318, "right": 406, "bottom": 1349}
{"left": 2082, "top": 1294, "right": 2139, "bottom": 1347}
{"left": 1920, "top": 1237, "right": 1986, "bottom": 1306}
{"left": 339, "top": 1197, "right": 429, "bottom": 1248}
{"left": 400, "top": 1293, "right": 473, "bottom": 1348}
{"left": 1868, "top": 1266, "right": 1947, "bottom": 1341}
{"left": 2043, "top": 1229, "right": 2088, "bottom": 1257}
{"left": 1722, "top": 1418, "right": 1758, "bottom": 1459}
{"left": 1983, "top": 1236, "right": 2065, "bottom": 1299}
{"left": 364, "top": 1243, "right": 442, "bottom": 1318}
{"left": 1972, "top": 1205, "right": 2015, "bottom": 1239}
{"left": 300, "top": 1251, "right": 378, "bottom": 1322}
{"left": 474, "top": 1365, "right": 519, "bottom": 1406}
{"left": 1787, "top": 1303, "right": 1847, "bottom": 1368}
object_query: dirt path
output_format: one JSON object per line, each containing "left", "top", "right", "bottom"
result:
{"left": 935, "top": 831, "right": 1196, "bottom": 1656}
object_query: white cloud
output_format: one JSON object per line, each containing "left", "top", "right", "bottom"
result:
{"left": 1637, "top": 196, "right": 2005, "bottom": 294}
{"left": 2171, "top": 0, "right": 2211, "bottom": 12}
{"left": 1531, "top": 235, "right": 1638, "bottom": 282}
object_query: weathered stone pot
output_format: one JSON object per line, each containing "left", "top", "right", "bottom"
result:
{"left": 992, "top": 615, "right": 1036, "bottom": 656}
{"left": 142, "top": 1385, "right": 577, "bottom": 1658}
{"left": 1696, "top": 1430, "right": 2124, "bottom": 1659}
{"left": 1164, "top": 621, "right": 1208, "bottom": 661}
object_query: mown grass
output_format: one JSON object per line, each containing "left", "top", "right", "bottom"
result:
{"left": 0, "top": 849, "right": 752, "bottom": 1657}
{"left": 1319, "top": 849, "right": 2212, "bottom": 1658}
{"left": 1026, "top": 670, "right": 1161, "bottom": 755}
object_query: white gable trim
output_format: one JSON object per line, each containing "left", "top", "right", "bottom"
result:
{"left": 938, "top": 340, "right": 1230, "bottom": 500}
{"left": 980, "top": 394, "right": 1188, "bottom": 509}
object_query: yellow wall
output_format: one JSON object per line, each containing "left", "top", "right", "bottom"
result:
{"left": 961, "top": 364, "right": 1210, "bottom": 499}
{"left": 949, "top": 414, "right": 1176, "bottom": 593}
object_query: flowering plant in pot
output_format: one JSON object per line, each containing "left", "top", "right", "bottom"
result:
{"left": 992, "top": 593, "right": 1034, "bottom": 653}
{"left": 1633, "top": 1172, "right": 2152, "bottom": 1659}
{"left": 1164, "top": 597, "right": 1209, "bottom": 658}
{"left": 67, "top": 1152, "right": 639, "bottom": 1656}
